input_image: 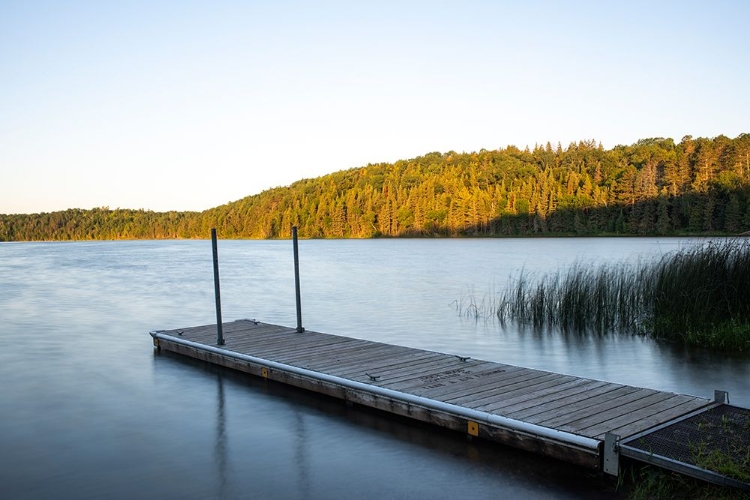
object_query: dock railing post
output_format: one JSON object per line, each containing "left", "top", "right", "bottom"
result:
{"left": 211, "top": 228, "right": 225, "bottom": 345}
{"left": 292, "top": 226, "right": 305, "bottom": 333}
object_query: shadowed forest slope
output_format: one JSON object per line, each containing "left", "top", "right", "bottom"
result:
{"left": 2, "top": 134, "right": 750, "bottom": 241}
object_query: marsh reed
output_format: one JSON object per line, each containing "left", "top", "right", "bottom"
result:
{"left": 495, "top": 239, "right": 750, "bottom": 350}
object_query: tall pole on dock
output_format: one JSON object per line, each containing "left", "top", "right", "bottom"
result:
{"left": 211, "top": 228, "right": 225, "bottom": 345}
{"left": 293, "top": 226, "right": 305, "bottom": 333}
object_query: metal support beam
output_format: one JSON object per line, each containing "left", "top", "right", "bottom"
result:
{"left": 603, "top": 432, "right": 620, "bottom": 476}
{"left": 714, "top": 389, "right": 729, "bottom": 404}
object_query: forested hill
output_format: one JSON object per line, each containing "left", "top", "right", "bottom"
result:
{"left": 2, "top": 134, "right": 750, "bottom": 241}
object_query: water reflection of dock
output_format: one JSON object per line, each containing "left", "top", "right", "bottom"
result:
{"left": 150, "top": 320, "right": 749, "bottom": 491}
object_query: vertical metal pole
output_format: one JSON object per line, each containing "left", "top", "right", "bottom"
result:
{"left": 212, "top": 228, "right": 225, "bottom": 345}
{"left": 293, "top": 226, "right": 305, "bottom": 333}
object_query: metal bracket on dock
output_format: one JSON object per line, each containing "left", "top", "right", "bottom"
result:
{"left": 467, "top": 420, "right": 479, "bottom": 437}
{"left": 150, "top": 330, "right": 162, "bottom": 349}
{"left": 603, "top": 432, "right": 620, "bottom": 477}
{"left": 714, "top": 389, "right": 729, "bottom": 404}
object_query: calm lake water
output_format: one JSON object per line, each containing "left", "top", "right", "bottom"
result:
{"left": 1, "top": 237, "right": 748, "bottom": 499}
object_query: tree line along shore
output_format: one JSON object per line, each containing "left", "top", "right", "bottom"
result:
{"left": 2, "top": 134, "right": 750, "bottom": 241}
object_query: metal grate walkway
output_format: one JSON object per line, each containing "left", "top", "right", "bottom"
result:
{"left": 620, "top": 404, "right": 750, "bottom": 491}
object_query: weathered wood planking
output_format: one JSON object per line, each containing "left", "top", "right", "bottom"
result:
{"left": 151, "top": 319, "right": 712, "bottom": 469}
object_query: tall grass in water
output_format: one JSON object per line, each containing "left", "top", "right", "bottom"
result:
{"left": 453, "top": 287, "right": 500, "bottom": 322}
{"left": 496, "top": 239, "right": 750, "bottom": 350}
{"left": 497, "top": 263, "right": 650, "bottom": 334}
{"left": 650, "top": 240, "right": 750, "bottom": 349}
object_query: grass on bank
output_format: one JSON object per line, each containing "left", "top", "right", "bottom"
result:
{"left": 491, "top": 239, "right": 750, "bottom": 350}
{"left": 690, "top": 411, "right": 750, "bottom": 484}
{"left": 620, "top": 464, "right": 750, "bottom": 500}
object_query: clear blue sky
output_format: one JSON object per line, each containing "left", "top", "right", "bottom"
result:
{"left": 1, "top": 1, "right": 748, "bottom": 214}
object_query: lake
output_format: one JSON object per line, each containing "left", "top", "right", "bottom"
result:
{"left": 1, "top": 237, "right": 747, "bottom": 499}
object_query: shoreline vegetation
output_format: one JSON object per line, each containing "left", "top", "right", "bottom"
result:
{"left": 621, "top": 463, "right": 750, "bottom": 500}
{"left": 2, "top": 134, "right": 750, "bottom": 241}
{"left": 459, "top": 239, "right": 750, "bottom": 351}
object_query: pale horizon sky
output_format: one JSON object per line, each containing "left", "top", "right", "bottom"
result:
{"left": 1, "top": 1, "right": 748, "bottom": 214}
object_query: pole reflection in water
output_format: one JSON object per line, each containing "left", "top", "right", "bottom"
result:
{"left": 211, "top": 365, "right": 313, "bottom": 499}
{"left": 215, "top": 372, "right": 231, "bottom": 499}
{"left": 294, "top": 410, "right": 310, "bottom": 498}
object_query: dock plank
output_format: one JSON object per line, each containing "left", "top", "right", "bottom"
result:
{"left": 474, "top": 378, "right": 598, "bottom": 413}
{"left": 373, "top": 358, "right": 485, "bottom": 387}
{"left": 558, "top": 391, "right": 681, "bottom": 435}
{"left": 529, "top": 387, "right": 653, "bottom": 426}
{"left": 382, "top": 361, "right": 497, "bottom": 392}
{"left": 597, "top": 398, "right": 711, "bottom": 439}
{"left": 335, "top": 352, "right": 448, "bottom": 379}
{"left": 330, "top": 352, "right": 444, "bottom": 378}
{"left": 296, "top": 343, "right": 415, "bottom": 370}
{"left": 337, "top": 357, "right": 467, "bottom": 386}
{"left": 231, "top": 334, "right": 360, "bottom": 355}
{"left": 270, "top": 340, "right": 383, "bottom": 363}
{"left": 416, "top": 366, "right": 536, "bottom": 400}
{"left": 580, "top": 395, "right": 703, "bottom": 437}
{"left": 450, "top": 373, "right": 573, "bottom": 405}
{"left": 502, "top": 383, "right": 628, "bottom": 419}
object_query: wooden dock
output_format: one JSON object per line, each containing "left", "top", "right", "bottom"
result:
{"left": 151, "top": 319, "right": 715, "bottom": 471}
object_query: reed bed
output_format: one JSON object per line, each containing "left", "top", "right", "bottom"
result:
{"left": 495, "top": 239, "right": 750, "bottom": 350}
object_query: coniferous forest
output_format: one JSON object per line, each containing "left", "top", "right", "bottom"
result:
{"left": 2, "top": 134, "right": 750, "bottom": 241}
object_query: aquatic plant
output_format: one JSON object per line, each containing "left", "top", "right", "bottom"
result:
{"left": 494, "top": 239, "right": 750, "bottom": 350}
{"left": 649, "top": 240, "right": 750, "bottom": 347}
{"left": 622, "top": 464, "right": 748, "bottom": 500}
{"left": 453, "top": 287, "right": 501, "bottom": 322}
{"left": 689, "top": 412, "right": 750, "bottom": 484}
{"left": 496, "top": 261, "right": 652, "bottom": 335}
